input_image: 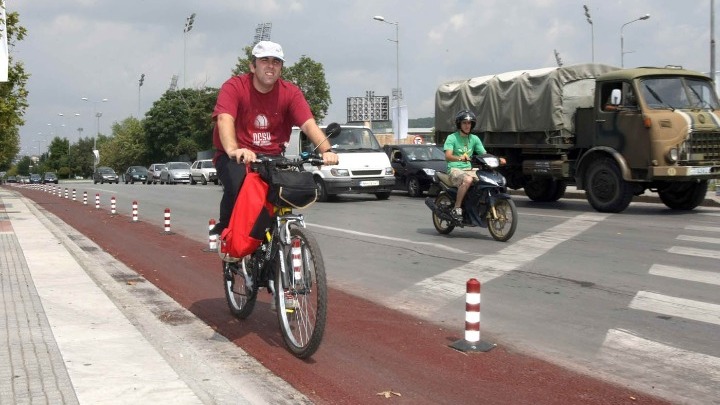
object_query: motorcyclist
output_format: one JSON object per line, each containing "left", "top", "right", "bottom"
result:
{"left": 444, "top": 110, "right": 487, "bottom": 220}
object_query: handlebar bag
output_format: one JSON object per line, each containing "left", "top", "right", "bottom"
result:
{"left": 220, "top": 169, "right": 273, "bottom": 258}
{"left": 266, "top": 169, "right": 317, "bottom": 209}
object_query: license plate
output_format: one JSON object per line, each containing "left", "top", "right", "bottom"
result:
{"left": 688, "top": 167, "right": 711, "bottom": 175}
{"left": 359, "top": 180, "right": 380, "bottom": 187}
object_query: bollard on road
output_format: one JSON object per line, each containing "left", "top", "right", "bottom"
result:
{"left": 207, "top": 219, "right": 218, "bottom": 252}
{"left": 450, "top": 278, "right": 496, "bottom": 353}
{"left": 132, "top": 201, "right": 138, "bottom": 222}
{"left": 83, "top": 191, "right": 88, "bottom": 205}
{"left": 110, "top": 196, "right": 117, "bottom": 215}
{"left": 72, "top": 189, "right": 76, "bottom": 201}
{"left": 163, "top": 208, "right": 172, "bottom": 234}
{"left": 95, "top": 193, "right": 100, "bottom": 209}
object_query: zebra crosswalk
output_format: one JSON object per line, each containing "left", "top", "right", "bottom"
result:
{"left": 598, "top": 214, "right": 720, "bottom": 405}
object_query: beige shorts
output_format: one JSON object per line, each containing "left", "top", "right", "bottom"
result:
{"left": 449, "top": 168, "right": 478, "bottom": 187}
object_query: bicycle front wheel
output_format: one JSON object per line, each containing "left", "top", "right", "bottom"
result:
{"left": 275, "top": 226, "right": 327, "bottom": 358}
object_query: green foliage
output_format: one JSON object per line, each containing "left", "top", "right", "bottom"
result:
{"left": 143, "top": 87, "right": 218, "bottom": 162}
{"left": 283, "top": 56, "right": 331, "bottom": 123}
{"left": 15, "top": 156, "right": 32, "bottom": 176}
{"left": 408, "top": 117, "right": 434, "bottom": 127}
{"left": 99, "top": 117, "right": 147, "bottom": 172}
{"left": 0, "top": 10, "right": 29, "bottom": 170}
{"left": 231, "top": 46, "right": 253, "bottom": 76}
{"left": 71, "top": 137, "right": 96, "bottom": 178}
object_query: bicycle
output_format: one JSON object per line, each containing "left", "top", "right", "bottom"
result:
{"left": 221, "top": 154, "right": 327, "bottom": 359}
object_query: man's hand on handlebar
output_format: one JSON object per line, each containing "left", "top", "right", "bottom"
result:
{"left": 321, "top": 150, "right": 339, "bottom": 165}
{"left": 229, "top": 148, "right": 256, "bottom": 164}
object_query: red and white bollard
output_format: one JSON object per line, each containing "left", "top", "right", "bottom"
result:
{"left": 72, "top": 189, "right": 76, "bottom": 201}
{"left": 164, "top": 208, "right": 171, "bottom": 233}
{"left": 207, "top": 219, "right": 218, "bottom": 251}
{"left": 110, "top": 196, "right": 117, "bottom": 215}
{"left": 450, "top": 278, "right": 495, "bottom": 352}
{"left": 132, "top": 201, "right": 138, "bottom": 222}
{"left": 83, "top": 191, "right": 88, "bottom": 205}
{"left": 95, "top": 193, "right": 100, "bottom": 209}
{"left": 64, "top": 188, "right": 68, "bottom": 199}
{"left": 292, "top": 237, "right": 303, "bottom": 281}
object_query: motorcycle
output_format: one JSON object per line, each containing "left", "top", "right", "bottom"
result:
{"left": 425, "top": 154, "right": 518, "bottom": 242}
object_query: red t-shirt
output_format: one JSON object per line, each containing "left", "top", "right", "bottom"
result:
{"left": 212, "top": 73, "right": 313, "bottom": 159}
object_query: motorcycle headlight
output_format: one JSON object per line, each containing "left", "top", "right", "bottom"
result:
{"left": 422, "top": 168, "right": 436, "bottom": 176}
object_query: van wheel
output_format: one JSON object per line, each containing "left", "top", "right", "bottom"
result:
{"left": 315, "top": 177, "right": 329, "bottom": 202}
{"left": 375, "top": 192, "right": 391, "bottom": 200}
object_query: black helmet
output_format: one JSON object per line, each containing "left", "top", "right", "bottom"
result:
{"left": 454, "top": 110, "right": 477, "bottom": 130}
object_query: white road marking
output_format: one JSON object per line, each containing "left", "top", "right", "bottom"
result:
{"left": 308, "top": 223, "right": 468, "bottom": 254}
{"left": 385, "top": 212, "right": 609, "bottom": 317}
{"left": 686, "top": 225, "right": 720, "bottom": 233}
{"left": 677, "top": 235, "right": 720, "bottom": 244}
{"left": 630, "top": 291, "right": 720, "bottom": 326}
{"left": 668, "top": 246, "right": 720, "bottom": 259}
{"left": 649, "top": 264, "right": 720, "bottom": 286}
{"left": 598, "top": 329, "right": 720, "bottom": 403}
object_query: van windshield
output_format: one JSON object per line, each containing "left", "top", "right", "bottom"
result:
{"left": 329, "top": 128, "right": 381, "bottom": 151}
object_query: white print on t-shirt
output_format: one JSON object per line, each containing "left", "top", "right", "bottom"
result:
{"left": 254, "top": 114, "right": 269, "bottom": 130}
{"left": 253, "top": 132, "right": 272, "bottom": 147}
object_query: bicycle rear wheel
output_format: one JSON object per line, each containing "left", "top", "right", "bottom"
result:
{"left": 275, "top": 226, "right": 327, "bottom": 358}
{"left": 224, "top": 259, "right": 257, "bottom": 319}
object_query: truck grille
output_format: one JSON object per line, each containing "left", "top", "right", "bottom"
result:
{"left": 686, "top": 131, "right": 720, "bottom": 161}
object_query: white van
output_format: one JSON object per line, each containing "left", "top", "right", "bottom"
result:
{"left": 285, "top": 125, "right": 395, "bottom": 201}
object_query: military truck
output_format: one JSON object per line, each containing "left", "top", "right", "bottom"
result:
{"left": 435, "top": 64, "right": 720, "bottom": 213}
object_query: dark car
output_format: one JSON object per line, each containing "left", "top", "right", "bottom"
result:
{"left": 384, "top": 144, "right": 447, "bottom": 197}
{"left": 93, "top": 166, "right": 119, "bottom": 184}
{"left": 42, "top": 172, "right": 59, "bottom": 184}
{"left": 124, "top": 166, "right": 149, "bottom": 184}
{"left": 6, "top": 175, "right": 17, "bottom": 183}
{"left": 29, "top": 173, "right": 42, "bottom": 184}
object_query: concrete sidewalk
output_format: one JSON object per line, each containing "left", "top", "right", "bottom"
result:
{"left": 0, "top": 188, "right": 309, "bottom": 404}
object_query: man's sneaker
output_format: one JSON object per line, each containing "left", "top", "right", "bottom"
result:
{"left": 451, "top": 207, "right": 463, "bottom": 220}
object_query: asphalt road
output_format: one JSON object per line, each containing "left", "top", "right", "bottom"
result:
{"left": 17, "top": 181, "right": 720, "bottom": 404}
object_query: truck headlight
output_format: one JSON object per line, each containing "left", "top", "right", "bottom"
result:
{"left": 667, "top": 148, "right": 678, "bottom": 163}
{"left": 330, "top": 168, "right": 349, "bottom": 176}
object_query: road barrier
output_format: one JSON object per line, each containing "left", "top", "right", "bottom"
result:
{"left": 450, "top": 278, "right": 496, "bottom": 353}
{"left": 207, "top": 219, "right": 218, "bottom": 252}
{"left": 72, "top": 189, "right": 76, "bottom": 201}
{"left": 132, "top": 201, "right": 138, "bottom": 222}
{"left": 64, "top": 188, "right": 68, "bottom": 199}
{"left": 164, "top": 208, "right": 171, "bottom": 233}
{"left": 110, "top": 196, "right": 117, "bottom": 215}
{"left": 95, "top": 193, "right": 100, "bottom": 209}
{"left": 83, "top": 191, "right": 88, "bottom": 205}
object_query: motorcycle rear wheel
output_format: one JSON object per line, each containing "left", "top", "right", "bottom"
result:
{"left": 487, "top": 198, "right": 517, "bottom": 242}
{"left": 432, "top": 194, "right": 455, "bottom": 234}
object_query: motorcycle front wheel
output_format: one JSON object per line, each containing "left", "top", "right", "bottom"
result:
{"left": 487, "top": 198, "right": 518, "bottom": 242}
{"left": 432, "top": 193, "right": 455, "bottom": 234}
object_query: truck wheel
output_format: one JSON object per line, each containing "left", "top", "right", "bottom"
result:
{"left": 407, "top": 177, "right": 422, "bottom": 197}
{"left": 524, "top": 178, "right": 564, "bottom": 202}
{"left": 658, "top": 180, "right": 707, "bottom": 210}
{"left": 585, "top": 158, "right": 633, "bottom": 213}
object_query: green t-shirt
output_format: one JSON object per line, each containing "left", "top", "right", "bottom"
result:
{"left": 444, "top": 131, "right": 487, "bottom": 170}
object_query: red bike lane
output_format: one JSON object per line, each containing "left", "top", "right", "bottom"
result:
{"left": 17, "top": 187, "right": 670, "bottom": 405}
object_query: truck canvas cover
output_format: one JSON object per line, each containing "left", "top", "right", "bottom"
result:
{"left": 435, "top": 63, "right": 620, "bottom": 135}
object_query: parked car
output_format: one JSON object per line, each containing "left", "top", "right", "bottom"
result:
{"left": 29, "top": 173, "right": 42, "bottom": 184}
{"left": 124, "top": 166, "right": 149, "bottom": 184}
{"left": 6, "top": 175, "right": 18, "bottom": 183}
{"left": 147, "top": 163, "right": 167, "bottom": 185}
{"left": 93, "top": 166, "right": 119, "bottom": 184}
{"left": 42, "top": 172, "right": 59, "bottom": 184}
{"left": 190, "top": 159, "right": 218, "bottom": 185}
{"left": 383, "top": 144, "right": 447, "bottom": 197}
{"left": 159, "top": 162, "right": 191, "bottom": 184}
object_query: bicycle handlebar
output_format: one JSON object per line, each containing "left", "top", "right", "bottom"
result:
{"left": 249, "top": 153, "right": 325, "bottom": 170}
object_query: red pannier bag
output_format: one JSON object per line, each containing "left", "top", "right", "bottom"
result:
{"left": 220, "top": 167, "right": 274, "bottom": 258}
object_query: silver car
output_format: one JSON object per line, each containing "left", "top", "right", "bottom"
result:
{"left": 159, "top": 162, "right": 191, "bottom": 184}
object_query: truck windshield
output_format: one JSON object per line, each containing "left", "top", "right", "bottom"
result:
{"left": 640, "top": 76, "right": 719, "bottom": 110}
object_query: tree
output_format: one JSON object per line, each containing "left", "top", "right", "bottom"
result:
{"left": 0, "top": 9, "right": 29, "bottom": 170}
{"left": 232, "top": 48, "right": 331, "bottom": 123}
{"left": 99, "top": 117, "right": 147, "bottom": 172}
{"left": 143, "top": 87, "right": 218, "bottom": 163}
{"left": 283, "top": 55, "right": 331, "bottom": 123}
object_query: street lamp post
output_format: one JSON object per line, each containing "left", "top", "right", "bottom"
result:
{"left": 183, "top": 13, "right": 196, "bottom": 88}
{"left": 621, "top": 14, "right": 650, "bottom": 68}
{"left": 81, "top": 97, "right": 108, "bottom": 150}
{"left": 373, "top": 15, "right": 401, "bottom": 144}
{"left": 583, "top": 5, "right": 594, "bottom": 63}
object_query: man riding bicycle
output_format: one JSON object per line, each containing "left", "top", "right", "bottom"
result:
{"left": 210, "top": 40, "right": 339, "bottom": 235}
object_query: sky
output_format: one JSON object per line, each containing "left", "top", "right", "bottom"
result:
{"left": 7, "top": 0, "right": 719, "bottom": 156}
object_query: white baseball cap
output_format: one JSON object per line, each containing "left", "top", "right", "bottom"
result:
{"left": 252, "top": 41, "right": 285, "bottom": 62}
